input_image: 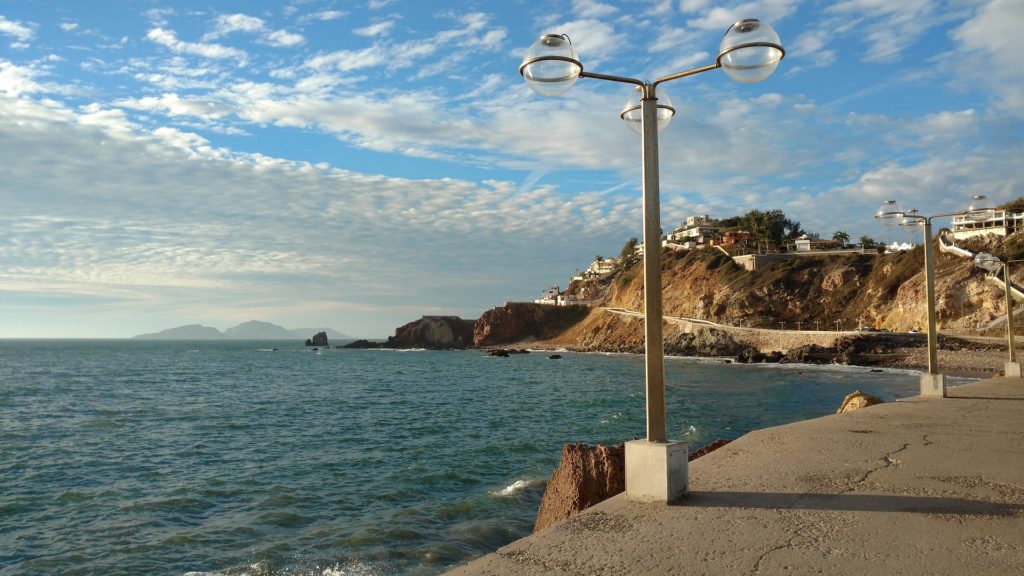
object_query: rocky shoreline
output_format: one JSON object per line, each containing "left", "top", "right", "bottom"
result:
{"left": 361, "top": 304, "right": 1011, "bottom": 376}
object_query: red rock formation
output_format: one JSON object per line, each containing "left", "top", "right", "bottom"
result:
{"left": 384, "top": 316, "right": 475, "bottom": 349}
{"left": 473, "top": 302, "right": 588, "bottom": 347}
{"left": 533, "top": 443, "right": 624, "bottom": 533}
{"left": 688, "top": 439, "right": 731, "bottom": 461}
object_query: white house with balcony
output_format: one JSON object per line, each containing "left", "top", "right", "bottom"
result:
{"left": 951, "top": 210, "right": 1024, "bottom": 240}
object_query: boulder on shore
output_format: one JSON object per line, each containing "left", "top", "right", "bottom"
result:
{"left": 533, "top": 443, "right": 624, "bottom": 533}
{"left": 304, "top": 331, "right": 329, "bottom": 347}
{"left": 837, "top": 390, "right": 884, "bottom": 413}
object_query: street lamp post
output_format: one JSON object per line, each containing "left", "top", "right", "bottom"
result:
{"left": 974, "top": 253, "right": 1022, "bottom": 378}
{"left": 877, "top": 195, "right": 997, "bottom": 396}
{"left": 521, "top": 19, "right": 784, "bottom": 503}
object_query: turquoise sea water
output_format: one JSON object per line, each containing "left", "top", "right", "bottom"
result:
{"left": 1, "top": 340, "right": 936, "bottom": 575}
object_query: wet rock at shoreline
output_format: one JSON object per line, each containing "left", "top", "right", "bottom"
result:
{"left": 534, "top": 443, "right": 624, "bottom": 533}
{"left": 736, "top": 348, "right": 784, "bottom": 363}
{"left": 837, "top": 390, "right": 884, "bottom": 413}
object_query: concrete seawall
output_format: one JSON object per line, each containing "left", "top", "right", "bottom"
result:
{"left": 605, "top": 307, "right": 865, "bottom": 352}
{"left": 446, "top": 377, "right": 1024, "bottom": 575}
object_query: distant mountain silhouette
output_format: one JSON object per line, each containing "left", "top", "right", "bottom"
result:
{"left": 132, "top": 324, "right": 225, "bottom": 340}
{"left": 134, "top": 321, "right": 350, "bottom": 340}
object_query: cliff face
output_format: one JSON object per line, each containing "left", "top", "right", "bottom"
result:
{"left": 597, "top": 242, "right": 1007, "bottom": 333}
{"left": 385, "top": 316, "right": 475, "bottom": 349}
{"left": 474, "top": 303, "right": 589, "bottom": 347}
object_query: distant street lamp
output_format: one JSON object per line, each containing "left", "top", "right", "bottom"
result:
{"left": 974, "top": 253, "right": 1022, "bottom": 378}
{"left": 521, "top": 19, "right": 784, "bottom": 502}
{"left": 876, "top": 195, "right": 997, "bottom": 396}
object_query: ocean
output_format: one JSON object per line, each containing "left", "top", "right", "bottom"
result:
{"left": 0, "top": 339, "right": 939, "bottom": 575}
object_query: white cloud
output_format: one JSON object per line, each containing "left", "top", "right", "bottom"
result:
{"left": 685, "top": 0, "right": 801, "bottom": 31}
{"left": 573, "top": 0, "right": 619, "bottom": 18}
{"left": 60, "top": 22, "right": 79, "bottom": 32}
{"left": 147, "top": 28, "right": 248, "bottom": 64}
{"left": 827, "top": 0, "right": 937, "bottom": 63}
{"left": 0, "top": 15, "right": 34, "bottom": 42}
{"left": 208, "top": 13, "right": 265, "bottom": 38}
{"left": 310, "top": 10, "right": 347, "bottom": 21}
{"left": 205, "top": 13, "right": 305, "bottom": 47}
{"left": 680, "top": 0, "right": 710, "bottom": 12}
{"left": 0, "top": 60, "right": 41, "bottom": 95}
{"left": 353, "top": 21, "right": 395, "bottom": 37}
{"left": 549, "top": 19, "right": 626, "bottom": 64}
{"left": 953, "top": 0, "right": 1024, "bottom": 117}
{"left": 305, "top": 12, "right": 505, "bottom": 74}
{"left": 114, "top": 93, "right": 233, "bottom": 120}
{"left": 0, "top": 94, "right": 641, "bottom": 336}
{"left": 266, "top": 29, "right": 304, "bottom": 47}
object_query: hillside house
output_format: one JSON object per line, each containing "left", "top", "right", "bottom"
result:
{"left": 951, "top": 210, "right": 1024, "bottom": 240}
{"left": 793, "top": 235, "right": 843, "bottom": 252}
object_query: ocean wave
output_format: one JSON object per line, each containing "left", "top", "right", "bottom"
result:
{"left": 488, "top": 478, "right": 545, "bottom": 497}
{"left": 183, "top": 560, "right": 378, "bottom": 576}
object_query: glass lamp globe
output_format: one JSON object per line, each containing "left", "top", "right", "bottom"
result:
{"left": 620, "top": 87, "right": 675, "bottom": 134}
{"left": 520, "top": 34, "right": 582, "bottom": 96}
{"left": 717, "top": 19, "right": 784, "bottom": 84}
{"left": 875, "top": 199, "right": 904, "bottom": 227}
{"left": 900, "top": 208, "right": 925, "bottom": 229}
{"left": 965, "top": 194, "right": 996, "bottom": 222}
{"left": 974, "top": 252, "right": 1002, "bottom": 274}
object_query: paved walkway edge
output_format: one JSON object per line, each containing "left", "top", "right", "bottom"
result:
{"left": 446, "top": 377, "right": 1024, "bottom": 576}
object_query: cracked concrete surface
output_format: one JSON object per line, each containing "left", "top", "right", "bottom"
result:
{"left": 445, "top": 378, "right": 1024, "bottom": 576}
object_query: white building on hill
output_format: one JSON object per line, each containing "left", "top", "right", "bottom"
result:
{"left": 951, "top": 210, "right": 1024, "bottom": 240}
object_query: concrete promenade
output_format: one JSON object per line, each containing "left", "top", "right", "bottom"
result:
{"left": 447, "top": 377, "right": 1024, "bottom": 575}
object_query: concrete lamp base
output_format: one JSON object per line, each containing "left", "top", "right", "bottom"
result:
{"left": 920, "top": 373, "right": 946, "bottom": 397}
{"left": 625, "top": 440, "right": 688, "bottom": 503}
{"left": 1005, "top": 361, "right": 1022, "bottom": 378}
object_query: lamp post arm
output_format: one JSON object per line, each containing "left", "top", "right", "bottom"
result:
{"left": 653, "top": 62, "right": 720, "bottom": 88}
{"left": 578, "top": 70, "right": 645, "bottom": 87}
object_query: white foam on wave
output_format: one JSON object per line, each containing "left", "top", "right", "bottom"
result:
{"left": 488, "top": 478, "right": 545, "bottom": 497}
{"left": 183, "top": 560, "right": 378, "bottom": 576}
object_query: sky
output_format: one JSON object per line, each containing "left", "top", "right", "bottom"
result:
{"left": 1, "top": 0, "right": 1023, "bottom": 338}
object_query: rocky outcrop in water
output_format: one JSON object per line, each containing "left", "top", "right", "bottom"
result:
{"left": 474, "top": 303, "right": 589, "bottom": 347}
{"left": 305, "top": 331, "right": 329, "bottom": 347}
{"left": 341, "top": 339, "right": 383, "bottom": 349}
{"left": 385, "top": 316, "right": 475, "bottom": 349}
{"left": 534, "top": 443, "right": 624, "bottom": 533}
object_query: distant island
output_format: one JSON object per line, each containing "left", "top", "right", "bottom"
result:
{"left": 133, "top": 320, "right": 350, "bottom": 340}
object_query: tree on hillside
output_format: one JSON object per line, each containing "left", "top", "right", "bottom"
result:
{"left": 1001, "top": 197, "right": 1024, "bottom": 214}
{"left": 617, "top": 237, "right": 640, "bottom": 270}
{"left": 717, "top": 209, "right": 803, "bottom": 250}
{"left": 833, "top": 231, "right": 850, "bottom": 245}
{"left": 859, "top": 235, "right": 878, "bottom": 248}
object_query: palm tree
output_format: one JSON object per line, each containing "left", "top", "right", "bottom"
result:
{"left": 833, "top": 231, "right": 850, "bottom": 246}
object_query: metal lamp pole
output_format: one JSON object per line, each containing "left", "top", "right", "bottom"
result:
{"left": 879, "top": 196, "right": 997, "bottom": 396}
{"left": 521, "top": 20, "right": 784, "bottom": 502}
{"left": 976, "top": 254, "right": 1023, "bottom": 377}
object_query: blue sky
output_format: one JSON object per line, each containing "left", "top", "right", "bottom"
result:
{"left": 1, "top": 0, "right": 1022, "bottom": 338}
